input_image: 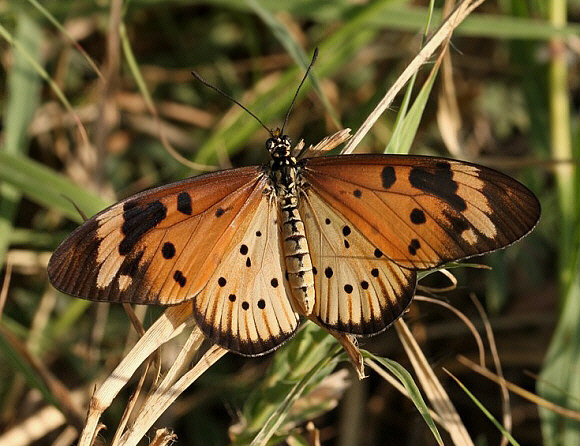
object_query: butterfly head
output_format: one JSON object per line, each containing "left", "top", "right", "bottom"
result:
{"left": 266, "top": 130, "right": 292, "bottom": 160}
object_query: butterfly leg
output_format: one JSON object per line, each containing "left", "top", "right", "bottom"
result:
{"left": 307, "top": 316, "right": 365, "bottom": 379}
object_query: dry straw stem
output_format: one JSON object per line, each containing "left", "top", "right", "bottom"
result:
{"left": 115, "top": 338, "right": 226, "bottom": 446}
{"left": 78, "top": 304, "right": 193, "bottom": 446}
{"left": 395, "top": 319, "right": 474, "bottom": 446}
{"left": 149, "top": 429, "right": 178, "bottom": 446}
{"left": 342, "top": 0, "right": 487, "bottom": 154}
{"left": 0, "top": 259, "right": 12, "bottom": 319}
{"left": 0, "top": 403, "right": 74, "bottom": 446}
{"left": 469, "top": 293, "right": 512, "bottom": 446}
{"left": 414, "top": 295, "right": 486, "bottom": 366}
{"left": 416, "top": 267, "right": 458, "bottom": 293}
{"left": 458, "top": 356, "right": 580, "bottom": 422}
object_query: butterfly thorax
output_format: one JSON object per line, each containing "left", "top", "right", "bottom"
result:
{"left": 265, "top": 133, "right": 315, "bottom": 316}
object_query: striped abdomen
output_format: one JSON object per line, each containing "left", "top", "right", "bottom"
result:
{"left": 279, "top": 193, "right": 315, "bottom": 315}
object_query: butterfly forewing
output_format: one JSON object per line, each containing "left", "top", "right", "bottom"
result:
{"left": 48, "top": 167, "right": 265, "bottom": 305}
{"left": 193, "top": 191, "right": 300, "bottom": 356}
{"left": 300, "top": 155, "right": 540, "bottom": 270}
{"left": 300, "top": 190, "right": 416, "bottom": 335}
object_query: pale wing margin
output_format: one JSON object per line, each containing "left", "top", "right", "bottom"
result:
{"left": 193, "top": 191, "right": 300, "bottom": 356}
{"left": 299, "top": 189, "right": 416, "bottom": 336}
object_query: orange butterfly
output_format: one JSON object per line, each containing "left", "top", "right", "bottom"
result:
{"left": 47, "top": 58, "right": 540, "bottom": 357}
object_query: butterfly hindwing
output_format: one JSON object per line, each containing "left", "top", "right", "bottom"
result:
{"left": 300, "top": 155, "right": 540, "bottom": 270}
{"left": 300, "top": 189, "right": 416, "bottom": 335}
{"left": 193, "top": 191, "right": 300, "bottom": 356}
{"left": 48, "top": 167, "right": 266, "bottom": 305}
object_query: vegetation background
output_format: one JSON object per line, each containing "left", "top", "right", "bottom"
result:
{"left": 0, "top": 0, "right": 578, "bottom": 445}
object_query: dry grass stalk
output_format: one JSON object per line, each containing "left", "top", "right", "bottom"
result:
{"left": 458, "top": 356, "right": 580, "bottom": 421}
{"left": 468, "top": 293, "right": 512, "bottom": 446}
{"left": 342, "top": 0, "right": 487, "bottom": 154}
{"left": 395, "top": 319, "right": 474, "bottom": 446}
{"left": 78, "top": 304, "right": 192, "bottom": 446}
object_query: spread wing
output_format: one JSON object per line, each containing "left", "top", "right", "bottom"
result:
{"left": 193, "top": 191, "right": 300, "bottom": 356}
{"left": 300, "top": 154, "right": 540, "bottom": 270}
{"left": 299, "top": 189, "right": 416, "bottom": 335}
{"left": 48, "top": 167, "right": 267, "bottom": 305}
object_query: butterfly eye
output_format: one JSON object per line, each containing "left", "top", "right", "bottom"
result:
{"left": 266, "top": 138, "right": 276, "bottom": 151}
{"left": 283, "top": 135, "right": 291, "bottom": 146}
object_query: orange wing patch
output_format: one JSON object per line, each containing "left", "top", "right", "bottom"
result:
{"left": 300, "top": 155, "right": 540, "bottom": 269}
{"left": 48, "top": 167, "right": 266, "bottom": 305}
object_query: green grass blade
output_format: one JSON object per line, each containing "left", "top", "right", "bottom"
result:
{"left": 0, "top": 327, "right": 57, "bottom": 408}
{"left": 386, "top": 60, "right": 439, "bottom": 154}
{"left": 0, "top": 151, "right": 111, "bottom": 222}
{"left": 249, "top": 345, "right": 342, "bottom": 446}
{"left": 367, "top": 353, "right": 443, "bottom": 445}
{"left": 246, "top": 0, "right": 340, "bottom": 128}
{"left": 192, "top": 0, "right": 393, "bottom": 167}
{"left": 446, "top": 369, "right": 521, "bottom": 446}
{"left": 231, "top": 324, "right": 341, "bottom": 445}
{"left": 0, "top": 12, "right": 42, "bottom": 267}
{"left": 538, "top": 0, "right": 580, "bottom": 442}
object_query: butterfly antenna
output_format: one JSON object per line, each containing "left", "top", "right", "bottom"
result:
{"left": 60, "top": 194, "right": 88, "bottom": 222}
{"left": 280, "top": 47, "right": 319, "bottom": 135}
{"left": 191, "top": 71, "right": 273, "bottom": 136}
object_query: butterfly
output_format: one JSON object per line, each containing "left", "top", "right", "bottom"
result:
{"left": 47, "top": 55, "right": 540, "bottom": 357}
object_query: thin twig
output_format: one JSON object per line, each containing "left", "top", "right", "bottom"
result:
{"left": 342, "top": 0, "right": 487, "bottom": 154}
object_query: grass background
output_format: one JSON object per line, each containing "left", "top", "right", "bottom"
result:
{"left": 0, "top": 0, "right": 579, "bottom": 445}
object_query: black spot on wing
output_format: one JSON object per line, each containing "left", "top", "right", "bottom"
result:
{"left": 162, "top": 242, "right": 175, "bottom": 259}
{"left": 177, "top": 192, "right": 192, "bottom": 215}
{"left": 448, "top": 212, "right": 470, "bottom": 233}
{"left": 408, "top": 239, "right": 421, "bottom": 255}
{"left": 381, "top": 165, "right": 396, "bottom": 189}
{"left": 119, "top": 200, "right": 167, "bottom": 255}
{"left": 192, "top": 304, "right": 295, "bottom": 356}
{"left": 410, "top": 208, "right": 426, "bottom": 224}
{"left": 173, "top": 270, "right": 186, "bottom": 287}
{"left": 119, "top": 250, "right": 144, "bottom": 277}
{"left": 409, "top": 162, "right": 467, "bottom": 212}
